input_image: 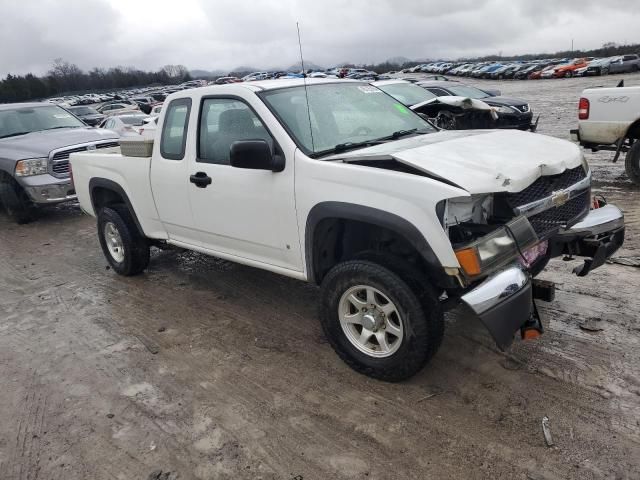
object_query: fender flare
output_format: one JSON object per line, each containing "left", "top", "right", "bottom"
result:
{"left": 305, "top": 201, "right": 443, "bottom": 284}
{"left": 88, "top": 177, "right": 145, "bottom": 236}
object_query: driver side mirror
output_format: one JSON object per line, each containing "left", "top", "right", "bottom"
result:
{"left": 230, "top": 140, "right": 284, "bottom": 172}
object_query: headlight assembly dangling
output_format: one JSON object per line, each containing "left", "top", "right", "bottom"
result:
{"left": 454, "top": 216, "right": 538, "bottom": 278}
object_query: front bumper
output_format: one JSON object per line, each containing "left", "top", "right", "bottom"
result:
{"left": 461, "top": 267, "right": 532, "bottom": 349}
{"left": 554, "top": 204, "right": 625, "bottom": 276}
{"left": 19, "top": 174, "right": 76, "bottom": 204}
{"left": 461, "top": 204, "right": 624, "bottom": 349}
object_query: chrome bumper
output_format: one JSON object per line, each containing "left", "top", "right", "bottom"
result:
{"left": 559, "top": 204, "right": 624, "bottom": 237}
{"left": 22, "top": 179, "right": 76, "bottom": 204}
{"left": 461, "top": 267, "right": 532, "bottom": 350}
{"left": 459, "top": 205, "right": 624, "bottom": 349}
{"left": 555, "top": 204, "right": 625, "bottom": 276}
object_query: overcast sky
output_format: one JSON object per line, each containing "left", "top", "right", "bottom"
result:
{"left": 0, "top": 0, "right": 638, "bottom": 76}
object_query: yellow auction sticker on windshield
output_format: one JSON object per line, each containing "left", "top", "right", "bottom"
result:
{"left": 394, "top": 103, "right": 410, "bottom": 114}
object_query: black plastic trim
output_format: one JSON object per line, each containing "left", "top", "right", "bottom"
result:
{"left": 88, "top": 178, "right": 145, "bottom": 237}
{"left": 305, "top": 201, "right": 443, "bottom": 284}
{"left": 475, "top": 279, "right": 533, "bottom": 350}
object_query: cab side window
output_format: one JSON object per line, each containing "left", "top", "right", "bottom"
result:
{"left": 160, "top": 98, "right": 191, "bottom": 160}
{"left": 198, "top": 98, "right": 273, "bottom": 165}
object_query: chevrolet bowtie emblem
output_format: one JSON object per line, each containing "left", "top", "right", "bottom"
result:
{"left": 551, "top": 190, "right": 570, "bottom": 207}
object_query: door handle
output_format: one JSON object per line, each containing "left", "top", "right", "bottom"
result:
{"left": 190, "top": 172, "right": 212, "bottom": 188}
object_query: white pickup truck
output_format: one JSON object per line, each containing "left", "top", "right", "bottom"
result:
{"left": 71, "top": 79, "right": 625, "bottom": 381}
{"left": 570, "top": 84, "right": 640, "bottom": 183}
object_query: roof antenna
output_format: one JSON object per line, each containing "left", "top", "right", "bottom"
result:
{"left": 297, "top": 22, "right": 315, "bottom": 151}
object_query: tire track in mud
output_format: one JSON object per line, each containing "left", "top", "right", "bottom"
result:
{"left": 3, "top": 237, "right": 636, "bottom": 478}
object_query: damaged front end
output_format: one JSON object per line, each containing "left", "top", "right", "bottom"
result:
{"left": 442, "top": 164, "right": 625, "bottom": 349}
{"left": 411, "top": 96, "right": 538, "bottom": 132}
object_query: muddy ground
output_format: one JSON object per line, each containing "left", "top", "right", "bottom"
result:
{"left": 1, "top": 74, "right": 639, "bottom": 480}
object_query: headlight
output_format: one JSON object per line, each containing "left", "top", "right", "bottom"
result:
{"left": 454, "top": 216, "right": 538, "bottom": 277}
{"left": 15, "top": 158, "right": 48, "bottom": 177}
{"left": 492, "top": 105, "right": 514, "bottom": 114}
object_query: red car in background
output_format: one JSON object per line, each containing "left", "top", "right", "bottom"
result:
{"left": 552, "top": 58, "right": 589, "bottom": 78}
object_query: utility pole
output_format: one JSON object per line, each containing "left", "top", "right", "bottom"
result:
{"left": 571, "top": 38, "right": 574, "bottom": 53}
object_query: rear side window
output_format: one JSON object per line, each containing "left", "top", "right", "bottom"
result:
{"left": 160, "top": 98, "right": 191, "bottom": 160}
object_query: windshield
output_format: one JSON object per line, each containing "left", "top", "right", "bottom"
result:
{"left": 260, "top": 83, "right": 435, "bottom": 156}
{"left": 444, "top": 85, "right": 490, "bottom": 99}
{"left": 0, "top": 105, "right": 85, "bottom": 139}
{"left": 376, "top": 82, "right": 437, "bottom": 106}
{"left": 69, "top": 106, "right": 99, "bottom": 115}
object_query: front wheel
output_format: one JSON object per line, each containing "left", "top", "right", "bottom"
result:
{"left": 625, "top": 141, "right": 640, "bottom": 185}
{"left": 320, "top": 261, "right": 444, "bottom": 382}
{"left": 565, "top": 71, "right": 573, "bottom": 78}
{"left": 97, "top": 205, "right": 150, "bottom": 275}
{"left": 0, "top": 177, "right": 37, "bottom": 224}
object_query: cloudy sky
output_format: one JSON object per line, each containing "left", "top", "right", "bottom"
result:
{"left": 0, "top": 0, "right": 638, "bottom": 76}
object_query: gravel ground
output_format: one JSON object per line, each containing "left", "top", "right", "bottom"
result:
{"left": 0, "top": 74, "right": 639, "bottom": 480}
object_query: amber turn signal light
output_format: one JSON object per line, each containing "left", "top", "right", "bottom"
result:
{"left": 455, "top": 248, "right": 482, "bottom": 276}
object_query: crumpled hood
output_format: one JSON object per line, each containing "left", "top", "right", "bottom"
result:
{"left": 0, "top": 127, "right": 118, "bottom": 161}
{"left": 328, "top": 129, "right": 583, "bottom": 194}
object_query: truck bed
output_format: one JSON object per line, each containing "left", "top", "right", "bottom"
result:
{"left": 70, "top": 150, "right": 167, "bottom": 239}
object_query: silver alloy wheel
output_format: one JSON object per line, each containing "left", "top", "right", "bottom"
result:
{"left": 104, "top": 221, "right": 125, "bottom": 263}
{"left": 338, "top": 285, "right": 404, "bottom": 358}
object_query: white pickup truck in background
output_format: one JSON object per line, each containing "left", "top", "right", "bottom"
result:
{"left": 571, "top": 83, "right": 640, "bottom": 183}
{"left": 71, "top": 79, "right": 625, "bottom": 381}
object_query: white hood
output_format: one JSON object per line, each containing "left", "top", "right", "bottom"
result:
{"left": 329, "top": 130, "right": 583, "bottom": 194}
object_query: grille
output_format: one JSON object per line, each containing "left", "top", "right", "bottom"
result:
{"left": 50, "top": 141, "right": 119, "bottom": 176}
{"left": 504, "top": 166, "right": 590, "bottom": 239}
{"left": 528, "top": 191, "right": 590, "bottom": 238}
{"left": 506, "top": 166, "right": 586, "bottom": 207}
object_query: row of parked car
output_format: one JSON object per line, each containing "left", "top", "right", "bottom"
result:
{"left": 216, "top": 67, "right": 382, "bottom": 84}
{"left": 403, "top": 55, "right": 640, "bottom": 80}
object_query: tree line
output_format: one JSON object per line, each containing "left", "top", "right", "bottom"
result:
{"left": 0, "top": 59, "right": 191, "bottom": 103}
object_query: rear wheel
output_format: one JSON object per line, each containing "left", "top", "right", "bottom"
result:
{"left": 97, "top": 205, "right": 150, "bottom": 275}
{"left": 320, "top": 260, "right": 444, "bottom": 382}
{"left": 565, "top": 71, "right": 573, "bottom": 78}
{"left": 0, "top": 176, "right": 37, "bottom": 224}
{"left": 625, "top": 141, "right": 640, "bottom": 185}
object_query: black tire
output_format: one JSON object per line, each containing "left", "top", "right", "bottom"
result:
{"left": 0, "top": 176, "right": 37, "bottom": 224}
{"left": 97, "top": 205, "right": 150, "bottom": 275}
{"left": 565, "top": 71, "right": 573, "bottom": 78}
{"left": 625, "top": 141, "right": 640, "bottom": 185}
{"left": 320, "top": 260, "right": 444, "bottom": 382}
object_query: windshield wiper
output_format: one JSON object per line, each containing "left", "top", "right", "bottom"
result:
{"left": 41, "top": 126, "right": 81, "bottom": 131}
{"left": 317, "top": 129, "right": 428, "bottom": 157}
{"left": 389, "top": 128, "right": 418, "bottom": 139}
{"left": 331, "top": 140, "right": 383, "bottom": 154}
{"left": 0, "top": 131, "right": 31, "bottom": 139}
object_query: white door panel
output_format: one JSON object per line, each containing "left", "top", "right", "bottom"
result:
{"left": 186, "top": 96, "right": 302, "bottom": 271}
{"left": 150, "top": 97, "right": 198, "bottom": 245}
